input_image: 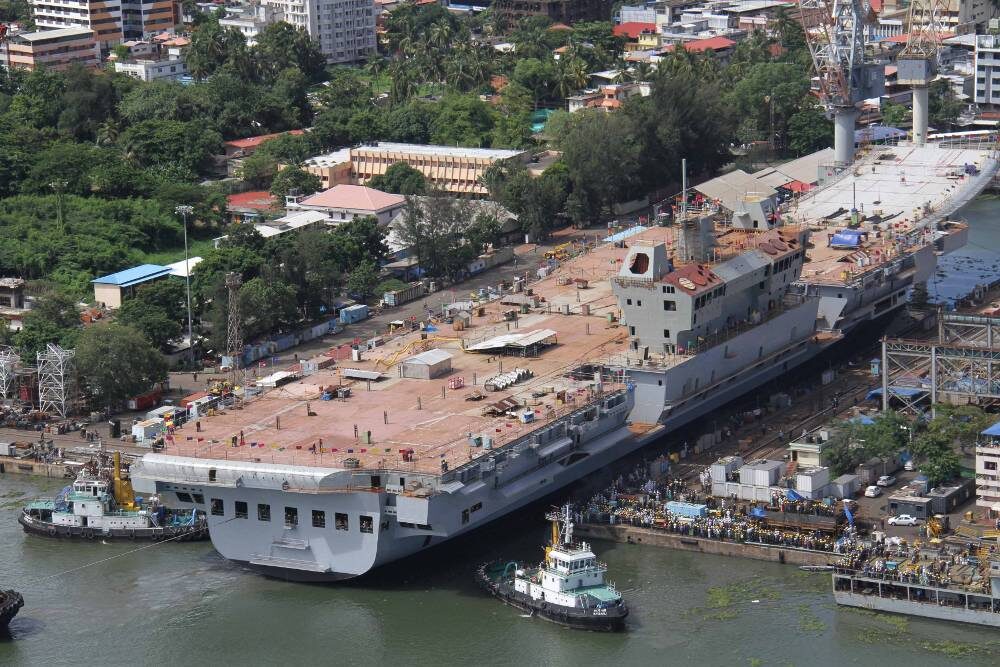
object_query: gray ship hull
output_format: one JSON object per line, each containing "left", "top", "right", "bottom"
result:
{"left": 833, "top": 591, "right": 1000, "bottom": 628}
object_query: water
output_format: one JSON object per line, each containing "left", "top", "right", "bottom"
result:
{"left": 929, "top": 197, "right": 1000, "bottom": 305}
{"left": 1, "top": 476, "right": 998, "bottom": 667}
{"left": 5, "top": 201, "right": 1000, "bottom": 666}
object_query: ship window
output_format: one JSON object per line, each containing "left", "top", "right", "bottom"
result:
{"left": 312, "top": 510, "right": 326, "bottom": 528}
{"left": 235, "top": 501, "right": 248, "bottom": 519}
{"left": 193, "top": 494, "right": 204, "bottom": 504}
{"left": 637, "top": 300, "right": 642, "bottom": 307}
{"left": 258, "top": 504, "right": 271, "bottom": 521}
{"left": 471, "top": 502, "right": 482, "bottom": 512}
{"left": 176, "top": 492, "right": 192, "bottom": 503}
{"left": 987, "top": 461, "right": 998, "bottom": 471}
{"left": 210, "top": 498, "right": 224, "bottom": 516}
{"left": 462, "top": 509, "right": 470, "bottom": 524}
{"left": 360, "top": 515, "right": 374, "bottom": 533}
{"left": 336, "top": 512, "right": 348, "bottom": 530}
{"left": 629, "top": 326, "right": 635, "bottom": 336}
{"left": 663, "top": 329, "right": 670, "bottom": 338}
{"left": 626, "top": 298, "right": 632, "bottom": 305}
{"left": 209, "top": 468, "right": 217, "bottom": 482}
{"left": 663, "top": 299, "right": 676, "bottom": 311}
{"left": 284, "top": 507, "right": 299, "bottom": 526}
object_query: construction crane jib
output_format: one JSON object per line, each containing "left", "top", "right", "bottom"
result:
{"left": 799, "top": 0, "right": 885, "bottom": 166}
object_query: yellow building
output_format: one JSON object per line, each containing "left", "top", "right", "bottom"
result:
{"left": 349, "top": 143, "right": 529, "bottom": 196}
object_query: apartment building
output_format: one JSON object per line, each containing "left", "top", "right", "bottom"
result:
{"left": 974, "top": 34, "right": 1000, "bottom": 105}
{"left": 263, "top": 0, "right": 376, "bottom": 63}
{"left": 880, "top": 0, "right": 997, "bottom": 32}
{"left": 350, "top": 143, "right": 529, "bottom": 196}
{"left": 220, "top": 3, "right": 279, "bottom": 45}
{"left": 1, "top": 26, "right": 100, "bottom": 71}
{"left": 30, "top": 0, "right": 178, "bottom": 49}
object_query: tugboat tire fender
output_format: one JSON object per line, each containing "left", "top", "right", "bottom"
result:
{"left": 47, "top": 526, "right": 56, "bottom": 537}
{"left": 129, "top": 530, "right": 136, "bottom": 540}
{"left": 83, "top": 528, "right": 94, "bottom": 539}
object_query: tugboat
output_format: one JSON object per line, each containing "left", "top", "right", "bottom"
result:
{"left": 18, "top": 452, "right": 208, "bottom": 542}
{"left": 0, "top": 590, "right": 23, "bottom": 631}
{"left": 477, "top": 505, "right": 628, "bottom": 631}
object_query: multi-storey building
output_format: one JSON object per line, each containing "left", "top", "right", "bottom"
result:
{"left": 349, "top": 143, "right": 529, "bottom": 196}
{"left": 30, "top": 0, "right": 178, "bottom": 50}
{"left": 1, "top": 26, "right": 100, "bottom": 71}
{"left": 974, "top": 33, "right": 1000, "bottom": 106}
{"left": 30, "top": 0, "right": 125, "bottom": 49}
{"left": 976, "top": 422, "right": 1000, "bottom": 511}
{"left": 880, "top": 0, "right": 997, "bottom": 33}
{"left": 220, "top": 3, "right": 279, "bottom": 45}
{"left": 263, "top": 0, "right": 375, "bottom": 63}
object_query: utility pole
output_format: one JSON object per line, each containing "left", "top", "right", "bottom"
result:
{"left": 175, "top": 205, "right": 195, "bottom": 365}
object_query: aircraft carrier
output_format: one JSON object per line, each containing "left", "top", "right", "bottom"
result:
{"left": 132, "top": 138, "right": 997, "bottom": 581}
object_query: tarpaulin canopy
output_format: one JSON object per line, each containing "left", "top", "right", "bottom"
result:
{"left": 786, "top": 489, "right": 806, "bottom": 502}
{"left": 830, "top": 229, "right": 864, "bottom": 248}
{"left": 982, "top": 420, "right": 1000, "bottom": 437}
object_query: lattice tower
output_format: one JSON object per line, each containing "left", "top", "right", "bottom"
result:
{"left": 37, "top": 343, "right": 76, "bottom": 418}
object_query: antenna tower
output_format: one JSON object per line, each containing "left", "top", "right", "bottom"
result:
{"left": 225, "top": 272, "right": 243, "bottom": 383}
{"left": 0, "top": 346, "right": 19, "bottom": 401}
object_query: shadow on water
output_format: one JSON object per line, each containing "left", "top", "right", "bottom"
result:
{"left": 2, "top": 616, "right": 44, "bottom": 642}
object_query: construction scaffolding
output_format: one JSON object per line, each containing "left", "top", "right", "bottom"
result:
{"left": 880, "top": 313, "right": 1000, "bottom": 416}
{"left": 37, "top": 343, "right": 76, "bottom": 418}
{"left": 225, "top": 272, "right": 243, "bottom": 384}
{"left": 0, "top": 346, "right": 19, "bottom": 401}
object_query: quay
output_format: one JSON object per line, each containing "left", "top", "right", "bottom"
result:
{"left": 0, "top": 455, "right": 68, "bottom": 478}
{"left": 575, "top": 522, "right": 834, "bottom": 567}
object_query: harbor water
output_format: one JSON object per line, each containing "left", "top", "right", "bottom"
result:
{"left": 4, "top": 200, "right": 1000, "bottom": 666}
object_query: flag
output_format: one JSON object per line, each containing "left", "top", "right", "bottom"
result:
{"left": 360, "top": 448, "right": 367, "bottom": 453}
{"left": 843, "top": 502, "right": 855, "bottom": 528}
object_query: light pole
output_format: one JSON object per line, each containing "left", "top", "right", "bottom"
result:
{"left": 175, "top": 205, "right": 195, "bottom": 365}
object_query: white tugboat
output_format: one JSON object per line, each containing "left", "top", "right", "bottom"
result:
{"left": 19, "top": 453, "right": 207, "bottom": 542}
{"left": 477, "top": 505, "right": 628, "bottom": 631}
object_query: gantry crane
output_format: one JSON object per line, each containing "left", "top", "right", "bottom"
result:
{"left": 897, "top": 0, "right": 949, "bottom": 145}
{"left": 799, "top": 0, "right": 885, "bottom": 165}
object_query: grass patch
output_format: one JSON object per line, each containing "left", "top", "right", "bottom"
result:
{"left": 140, "top": 238, "right": 217, "bottom": 265}
{"left": 919, "top": 640, "right": 992, "bottom": 658}
{"left": 691, "top": 577, "right": 782, "bottom": 622}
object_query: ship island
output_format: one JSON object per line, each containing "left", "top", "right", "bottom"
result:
{"left": 131, "top": 138, "right": 997, "bottom": 581}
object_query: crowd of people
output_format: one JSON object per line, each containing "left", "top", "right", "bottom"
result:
{"left": 581, "top": 466, "right": 842, "bottom": 553}
{"left": 837, "top": 539, "right": 996, "bottom": 594}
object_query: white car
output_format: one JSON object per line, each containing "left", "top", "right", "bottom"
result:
{"left": 877, "top": 475, "right": 897, "bottom": 487}
{"left": 865, "top": 485, "right": 882, "bottom": 498}
{"left": 888, "top": 514, "right": 920, "bottom": 527}
{"left": 904, "top": 460, "right": 915, "bottom": 471}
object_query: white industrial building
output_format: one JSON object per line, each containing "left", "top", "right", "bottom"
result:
{"left": 400, "top": 349, "right": 453, "bottom": 380}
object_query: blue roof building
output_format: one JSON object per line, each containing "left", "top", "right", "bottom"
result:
{"left": 92, "top": 264, "right": 172, "bottom": 309}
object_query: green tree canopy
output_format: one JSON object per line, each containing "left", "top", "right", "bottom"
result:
{"left": 76, "top": 322, "right": 168, "bottom": 408}
{"left": 368, "top": 162, "right": 428, "bottom": 195}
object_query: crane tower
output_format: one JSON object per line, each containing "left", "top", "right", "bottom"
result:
{"left": 799, "top": 0, "right": 885, "bottom": 165}
{"left": 897, "top": 0, "right": 948, "bottom": 145}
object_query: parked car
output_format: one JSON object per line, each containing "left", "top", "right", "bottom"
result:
{"left": 865, "top": 485, "right": 882, "bottom": 498}
{"left": 904, "top": 460, "right": 915, "bottom": 471}
{"left": 888, "top": 514, "right": 920, "bottom": 527}
{"left": 877, "top": 475, "right": 897, "bottom": 487}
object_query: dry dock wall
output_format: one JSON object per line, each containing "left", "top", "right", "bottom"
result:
{"left": 0, "top": 456, "right": 68, "bottom": 478}
{"left": 576, "top": 523, "right": 833, "bottom": 567}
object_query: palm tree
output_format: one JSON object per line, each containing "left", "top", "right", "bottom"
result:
{"left": 364, "top": 56, "right": 388, "bottom": 95}
{"left": 632, "top": 61, "right": 654, "bottom": 83}
{"left": 428, "top": 21, "right": 453, "bottom": 51}
{"left": 95, "top": 119, "right": 120, "bottom": 147}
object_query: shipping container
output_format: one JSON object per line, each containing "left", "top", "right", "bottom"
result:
{"left": 340, "top": 304, "right": 369, "bottom": 324}
{"left": 665, "top": 501, "right": 708, "bottom": 519}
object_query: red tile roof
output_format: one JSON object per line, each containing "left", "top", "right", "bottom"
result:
{"left": 299, "top": 184, "right": 405, "bottom": 212}
{"left": 548, "top": 22, "right": 572, "bottom": 31}
{"left": 225, "top": 129, "right": 305, "bottom": 151}
{"left": 882, "top": 31, "right": 952, "bottom": 44}
{"left": 227, "top": 191, "right": 278, "bottom": 211}
{"left": 869, "top": 0, "right": 882, "bottom": 12}
{"left": 613, "top": 22, "right": 657, "bottom": 39}
{"left": 665, "top": 36, "right": 736, "bottom": 53}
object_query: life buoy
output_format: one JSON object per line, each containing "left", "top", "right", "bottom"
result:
{"left": 47, "top": 526, "right": 57, "bottom": 537}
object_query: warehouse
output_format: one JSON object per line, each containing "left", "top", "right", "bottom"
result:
{"left": 400, "top": 349, "right": 453, "bottom": 380}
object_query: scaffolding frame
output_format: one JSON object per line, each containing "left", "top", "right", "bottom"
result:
{"left": 881, "top": 312, "right": 1000, "bottom": 416}
{"left": 0, "top": 346, "right": 18, "bottom": 401}
{"left": 37, "top": 343, "right": 76, "bottom": 418}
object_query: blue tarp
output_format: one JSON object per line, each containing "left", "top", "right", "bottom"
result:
{"left": 786, "top": 489, "right": 807, "bottom": 502}
{"left": 750, "top": 507, "right": 767, "bottom": 519}
{"left": 982, "top": 420, "right": 1000, "bottom": 437}
{"left": 604, "top": 225, "right": 648, "bottom": 244}
{"left": 850, "top": 415, "right": 876, "bottom": 425}
{"left": 830, "top": 229, "right": 864, "bottom": 248}
{"left": 866, "top": 386, "right": 926, "bottom": 400}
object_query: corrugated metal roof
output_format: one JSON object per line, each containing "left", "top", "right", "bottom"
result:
{"left": 711, "top": 249, "right": 772, "bottom": 282}
{"left": 404, "top": 349, "right": 453, "bottom": 365}
{"left": 694, "top": 170, "right": 776, "bottom": 212}
{"left": 341, "top": 368, "right": 382, "bottom": 380}
{"left": 467, "top": 329, "right": 557, "bottom": 352}
{"left": 91, "top": 264, "right": 171, "bottom": 287}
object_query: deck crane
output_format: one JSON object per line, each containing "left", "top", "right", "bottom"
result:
{"left": 798, "top": 0, "right": 885, "bottom": 166}
{"left": 896, "top": 0, "right": 949, "bottom": 145}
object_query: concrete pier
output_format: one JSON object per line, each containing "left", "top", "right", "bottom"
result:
{"left": 834, "top": 107, "right": 858, "bottom": 166}
{"left": 576, "top": 523, "right": 833, "bottom": 567}
{"left": 912, "top": 85, "right": 929, "bottom": 146}
{"left": 0, "top": 456, "right": 68, "bottom": 478}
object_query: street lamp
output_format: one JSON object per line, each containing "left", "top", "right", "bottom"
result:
{"left": 175, "top": 205, "right": 195, "bottom": 365}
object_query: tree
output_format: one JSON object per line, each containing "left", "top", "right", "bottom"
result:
{"left": 727, "top": 62, "right": 810, "bottom": 151}
{"left": 929, "top": 79, "right": 964, "bottom": 130}
{"left": 270, "top": 165, "right": 322, "bottom": 200}
{"left": 75, "top": 322, "right": 168, "bottom": 408}
{"left": 238, "top": 277, "right": 300, "bottom": 340}
{"left": 119, "top": 119, "right": 223, "bottom": 176}
{"left": 345, "top": 260, "right": 381, "bottom": 300}
{"left": 787, "top": 105, "right": 833, "bottom": 156}
{"left": 238, "top": 151, "right": 279, "bottom": 189}
{"left": 881, "top": 100, "right": 909, "bottom": 128}
{"left": 368, "top": 162, "right": 427, "bottom": 195}
{"left": 921, "top": 450, "right": 961, "bottom": 488}
{"left": 330, "top": 216, "right": 388, "bottom": 268}
{"left": 395, "top": 192, "right": 477, "bottom": 280}
{"left": 115, "top": 298, "right": 182, "bottom": 350}
{"left": 253, "top": 22, "right": 327, "bottom": 83}
{"left": 430, "top": 94, "right": 496, "bottom": 147}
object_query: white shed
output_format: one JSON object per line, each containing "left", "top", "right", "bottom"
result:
{"left": 400, "top": 349, "right": 453, "bottom": 380}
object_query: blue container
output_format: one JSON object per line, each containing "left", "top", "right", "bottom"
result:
{"left": 339, "top": 304, "right": 369, "bottom": 324}
{"left": 665, "top": 501, "right": 708, "bottom": 519}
